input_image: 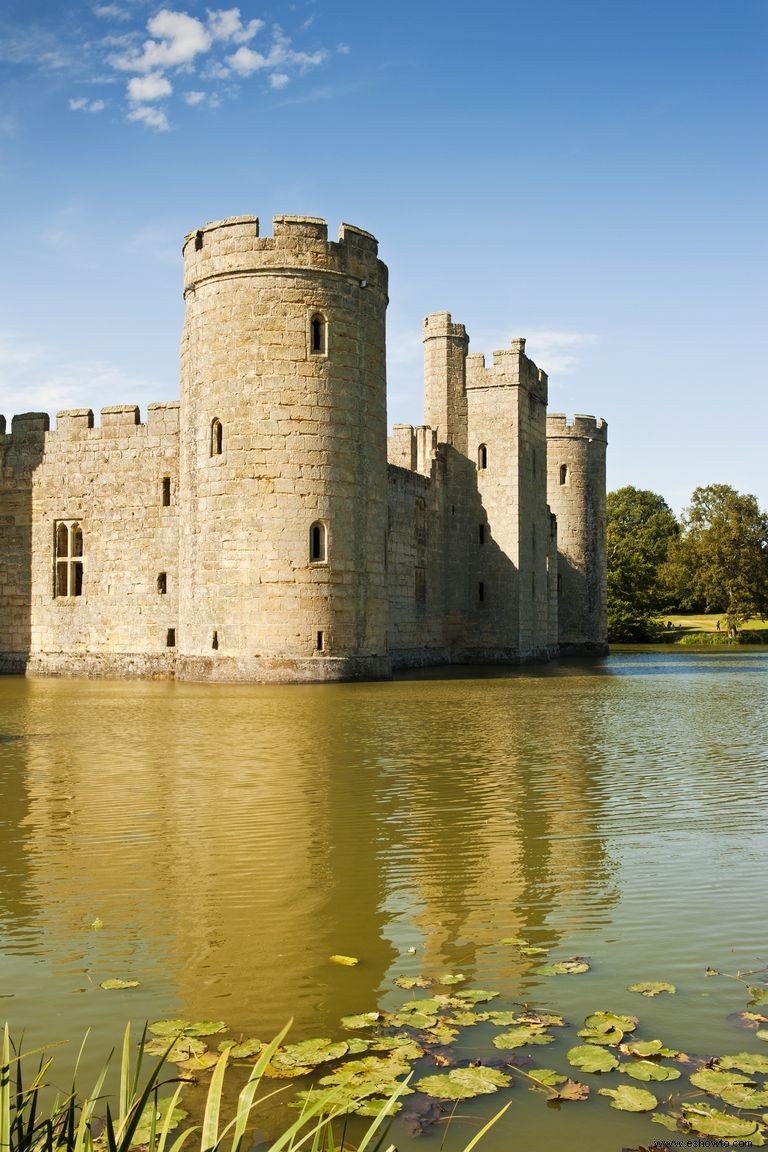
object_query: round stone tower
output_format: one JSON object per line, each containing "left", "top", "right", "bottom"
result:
{"left": 177, "top": 214, "right": 390, "bottom": 681}
{"left": 546, "top": 414, "right": 608, "bottom": 655}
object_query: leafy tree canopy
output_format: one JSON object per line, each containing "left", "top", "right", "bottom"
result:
{"left": 606, "top": 487, "right": 678, "bottom": 641}
{"left": 663, "top": 484, "right": 768, "bottom": 634}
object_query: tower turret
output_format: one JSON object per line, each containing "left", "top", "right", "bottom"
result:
{"left": 546, "top": 414, "right": 608, "bottom": 654}
{"left": 177, "top": 214, "right": 390, "bottom": 681}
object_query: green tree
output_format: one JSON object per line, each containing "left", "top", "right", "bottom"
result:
{"left": 606, "top": 487, "right": 678, "bottom": 641}
{"left": 663, "top": 484, "right": 768, "bottom": 636}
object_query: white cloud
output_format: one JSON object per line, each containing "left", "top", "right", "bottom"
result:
{"left": 207, "top": 8, "right": 263, "bottom": 43}
{"left": 336, "top": 43, "right": 350, "bottom": 54}
{"left": 184, "top": 89, "right": 206, "bottom": 104}
{"left": 470, "top": 328, "right": 599, "bottom": 376}
{"left": 0, "top": 334, "right": 162, "bottom": 419}
{"left": 523, "top": 330, "right": 599, "bottom": 375}
{"left": 128, "top": 72, "right": 172, "bottom": 101}
{"left": 228, "top": 31, "right": 325, "bottom": 77}
{"left": 93, "top": 4, "right": 131, "bottom": 20}
{"left": 110, "top": 10, "right": 211, "bottom": 73}
{"left": 227, "top": 44, "right": 267, "bottom": 75}
{"left": 269, "top": 71, "right": 289, "bottom": 89}
{"left": 69, "top": 96, "right": 107, "bottom": 112}
{"left": 127, "top": 104, "right": 170, "bottom": 130}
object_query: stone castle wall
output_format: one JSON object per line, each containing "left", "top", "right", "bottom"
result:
{"left": 0, "top": 214, "right": 608, "bottom": 681}
{"left": 2, "top": 405, "right": 181, "bottom": 677}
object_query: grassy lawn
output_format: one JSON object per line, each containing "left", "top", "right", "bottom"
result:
{"left": 662, "top": 613, "right": 768, "bottom": 633}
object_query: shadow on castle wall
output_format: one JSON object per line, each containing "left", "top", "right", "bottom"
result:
{"left": 0, "top": 414, "right": 48, "bottom": 674}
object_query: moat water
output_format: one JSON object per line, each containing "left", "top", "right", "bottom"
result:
{"left": 1, "top": 651, "right": 767, "bottom": 1151}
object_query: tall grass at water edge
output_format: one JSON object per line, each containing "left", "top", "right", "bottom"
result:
{"left": 0, "top": 1024, "right": 507, "bottom": 1152}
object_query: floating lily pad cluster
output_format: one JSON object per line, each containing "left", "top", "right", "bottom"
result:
{"left": 143, "top": 957, "right": 768, "bottom": 1145}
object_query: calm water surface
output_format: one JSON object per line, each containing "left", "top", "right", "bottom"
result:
{"left": 1, "top": 650, "right": 767, "bottom": 1151}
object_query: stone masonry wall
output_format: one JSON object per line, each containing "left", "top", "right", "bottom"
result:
{"left": 177, "top": 215, "right": 390, "bottom": 682}
{"left": 24, "top": 404, "right": 180, "bottom": 677}
{"left": 0, "top": 414, "right": 48, "bottom": 671}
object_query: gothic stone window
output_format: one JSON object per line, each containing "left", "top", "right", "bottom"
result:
{"left": 54, "top": 520, "right": 83, "bottom": 597}
{"left": 477, "top": 443, "right": 488, "bottom": 470}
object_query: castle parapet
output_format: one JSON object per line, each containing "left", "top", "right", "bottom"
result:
{"left": 465, "top": 337, "right": 548, "bottom": 402}
{"left": 182, "top": 214, "right": 387, "bottom": 298}
{"left": 10, "top": 413, "right": 49, "bottom": 441}
{"left": 547, "top": 413, "right": 608, "bottom": 441}
{"left": 56, "top": 410, "right": 95, "bottom": 437}
{"left": 100, "top": 405, "right": 140, "bottom": 432}
{"left": 147, "top": 402, "right": 180, "bottom": 432}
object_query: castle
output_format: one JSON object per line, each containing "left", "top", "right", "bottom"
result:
{"left": 0, "top": 214, "right": 607, "bottom": 682}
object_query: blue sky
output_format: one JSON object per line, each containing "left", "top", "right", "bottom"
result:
{"left": 1, "top": 0, "right": 765, "bottom": 513}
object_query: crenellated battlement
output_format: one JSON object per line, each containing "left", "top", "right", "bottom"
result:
{"left": 423, "top": 312, "right": 468, "bottom": 341}
{"left": 182, "top": 213, "right": 387, "bottom": 299}
{"left": 465, "top": 336, "right": 548, "bottom": 402}
{"left": 1, "top": 404, "right": 181, "bottom": 447}
{"left": 546, "top": 413, "right": 608, "bottom": 441}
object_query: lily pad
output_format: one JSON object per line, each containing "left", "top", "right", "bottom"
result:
{"left": 537, "top": 958, "right": 590, "bottom": 975}
{"left": 176, "top": 1050, "right": 220, "bottom": 1073}
{"left": 527, "top": 1068, "right": 567, "bottom": 1087}
{"left": 599, "top": 1084, "right": 658, "bottom": 1112}
{"left": 423, "top": 1023, "right": 459, "bottom": 1045}
{"left": 416, "top": 1066, "right": 511, "bottom": 1100}
{"left": 99, "top": 979, "right": 140, "bottom": 990}
{"left": 567, "top": 1045, "right": 619, "bottom": 1073}
{"left": 132, "top": 1097, "right": 188, "bottom": 1144}
{"left": 749, "top": 987, "right": 768, "bottom": 1006}
{"left": 719, "top": 1084, "right": 768, "bottom": 1109}
{"left": 149, "top": 1019, "right": 193, "bottom": 1037}
{"left": 518, "top": 946, "right": 549, "bottom": 957}
{"left": 340, "top": 1012, "right": 381, "bottom": 1030}
{"left": 584, "top": 1011, "right": 638, "bottom": 1033}
{"left": 652, "top": 1111, "right": 681, "bottom": 1131}
{"left": 370, "top": 1036, "right": 425, "bottom": 1060}
{"left": 217, "top": 1038, "right": 262, "bottom": 1059}
{"left": 330, "top": 955, "right": 359, "bottom": 966}
{"left": 390, "top": 1012, "right": 438, "bottom": 1029}
{"left": 145, "top": 1036, "right": 207, "bottom": 1062}
{"left": 621, "top": 1039, "right": 664, "bottom": 1058}
{"left": 554, "top": 1079, "right": 590, "bottom": 1101}
{"left": 493, "top": 1027, "right": 554, "bottom": 1050}
{"left": 271, "top": 1038, "right": 349, "bottom": 1069}
{"left": 263, "top": 1063, "right": 314, "bottom": 1079}
{"left": 450, "top": 1010, "right": 490, "bottom": 1026}
{"left": 578, "top": 1026, "right": 624, "bottom": 1046}
{"left": 627, "top": 981, "right": 676, "bottom": 997}
{"left": 453, "top": 989, "right": 499, "bottom": 1004}
{"left": 682, "top": 1102, "right": 764, "bottom": 1140}
{"left": 718, "top": 1052, "right": 768, "bottom": 1075}
{"left": 759, "top": 1031, "right": 768, "bottom": 1043}
{"left": 399, "top": 998, "right": 444, "bottom": 1014}
{"left": 320, "top": 1055, "right": 412, "bottom": 1093}
{"left": 437, "top": 973, "right": 467, "bottom": 985}
{"left": 516, "top": 1012, "right": 566, "bottom": 1028}
{"left": 346, "top": 1038, "right": 370, "bottom": 1054}
{"left": 623, "top": 1061, "right": 681, "bottom": 1082}
{"left": 393, "top": 976, "right": 432, "bottom": 989}
{"left": 690, "top": 1068, "right": 757, "bottom": 1094}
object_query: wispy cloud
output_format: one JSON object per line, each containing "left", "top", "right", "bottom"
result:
{"left": 127, "top": 104, "right": 170, "bottom": 131}
{"left": 472, "top": 328, "right": 599, "bottom": 376}
{"left": 69, "top": 96, "right": 107, "bottom": 112}
{"left": 523, "top": 330, "right": 599, "bottom": 375}
{"left": 0, "top": 333, "right": 163, "bottom": 419}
